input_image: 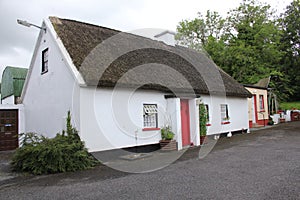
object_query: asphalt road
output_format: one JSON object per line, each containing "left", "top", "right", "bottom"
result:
{"left": 0, "top": 122, "right": 299, "bottom": 200}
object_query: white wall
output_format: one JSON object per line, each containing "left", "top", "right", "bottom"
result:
{"left": 202, "top": 95, "right": 249, "bottom": 135}
{"left": 1, "top": 95, "right": 14, "bottom": 104}
{"left": 80, "top": 89, "right": 203, "bottom": 152}
{"left": 22, "top": 25, "right": 80, "bottom": 138}
{"left": 166, "top": 98, "right": 181, "bottom": 149}
{"left": 80, "top": 88, "right": 169, "bottom": 152}
{"left": 189, "top": 99, "right": 200, "bottom": 146}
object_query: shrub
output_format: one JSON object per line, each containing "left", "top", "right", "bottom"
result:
{"left": 268, "top": 118, "right": 274, "bottom": 125}
{"left": 11, "top": 111, "right": 98, "bottom": 175}
{"left": 161, "top": 126, "right": 174, "bottom": 140}
{"left": 199, "top": 103, "right": 207, "bottom": 137}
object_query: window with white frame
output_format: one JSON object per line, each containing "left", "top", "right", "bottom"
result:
{"left": 41, "top": 48, "right": 49, "bottom": 74}
{"left": 143, "top": 104, "right": 158, "bottom": 128}
{"left": 221, "top": 104, "right": 229, "bottom": 122}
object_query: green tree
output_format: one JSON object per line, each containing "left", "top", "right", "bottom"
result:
{"left": 176, "top": 10, "right": 226, "bottom": 51}
{"left": 280, "top": 0, "right": 300, "bottom": 101}
{"left": 225, "top": 0, "right": 283, "bottom": 84}
{"left": 176, "top": 0, "right": 289, "bottom": 100}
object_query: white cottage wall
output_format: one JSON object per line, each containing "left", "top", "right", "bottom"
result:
{"left": 22, "top": 24, "right": 80, "bottom": 138}
{"left": 166, "top": 98, "right": 181, "bottom": 149}
{"left": 202, "top": 95, "right": 249, "bottom": 135}
{"left": 80, "top": 88, "right": 169, "bottom": 152}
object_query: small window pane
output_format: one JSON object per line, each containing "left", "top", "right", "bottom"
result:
{"left": 42, "top": 48, "right": 49, "bottom": 74}
{"left": 221, "top": 104, "right": 229, "bottom": 121}
{"left": 143, "top": 104, "right": 158, "bottom": 128}
{"left": 259, "top": 95, "right": 264, "bottom": 110}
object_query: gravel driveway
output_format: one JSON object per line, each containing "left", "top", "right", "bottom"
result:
{"left": 0, "top": 122, "right": 299, "bottom": 200}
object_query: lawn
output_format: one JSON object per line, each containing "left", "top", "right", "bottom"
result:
{"left": 280, "top": 101, "right": 300, "bottom": 110}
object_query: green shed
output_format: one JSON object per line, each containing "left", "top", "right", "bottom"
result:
{"left": 1, "top": 66, "right": 28, "bottom": 101}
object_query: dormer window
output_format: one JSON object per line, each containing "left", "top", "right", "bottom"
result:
{"left": 41, "top": 48, "right": 49, "bottom": 74}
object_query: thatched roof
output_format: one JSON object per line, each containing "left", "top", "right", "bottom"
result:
{"left": 49, "top": 17, "right": 251, "bottom": 98}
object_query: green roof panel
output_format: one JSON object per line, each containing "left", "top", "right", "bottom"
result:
{"left": 1, "top": 66, "right": 28, "bottom": 99}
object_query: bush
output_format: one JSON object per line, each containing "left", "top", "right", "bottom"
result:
{"left": 161, "top": 126, "right": 174, "bottom": 140}
{"left": 199, "top": 103, "right": 207, "bottom": 137}
{"left": 268, "top": 118, "right": 274, "bottom": 125}
{"left": 11, "top": 111, "right": 98, "bottom": 175}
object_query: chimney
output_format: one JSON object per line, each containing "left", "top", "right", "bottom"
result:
{"left": 154, "top": 30, "right": 176, "bottom": 46}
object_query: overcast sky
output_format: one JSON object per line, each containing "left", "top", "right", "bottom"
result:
{"left": 0, "top": 0, "right": 292, "bottom": 78}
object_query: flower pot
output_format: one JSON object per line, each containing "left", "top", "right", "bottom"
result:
{"left": 200, "top": 136, "right": 206, "bottom": 145}
{"left": 159, "top": 140, "right": 177, "bottom": 151}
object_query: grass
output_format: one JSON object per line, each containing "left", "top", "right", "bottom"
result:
{"left": 280, "top": 101, "right": 300, "bottom": 110}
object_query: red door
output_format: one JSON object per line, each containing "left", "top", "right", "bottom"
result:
{"left": 180, "top": 99, "right": 190, "bottom": 147}
{"left": 254, "top": 95, "right": 258, "bottom": 123}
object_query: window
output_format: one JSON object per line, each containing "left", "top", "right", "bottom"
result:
{"left": 205, "top": 104, "right": 211, "bottom": 126}
{"left": 259, "top": 95, "right": 265, "bottom": 111}
{"left": 143, "top": 104, "right": 158, "bottom": 129}
{"left": 42, "top": 48, "right": 49, "bottom": 74}
{"left": 221, "top": 104, "right": 230, "bottom": 124}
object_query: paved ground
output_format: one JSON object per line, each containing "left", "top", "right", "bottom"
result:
{"left": 0, "top": 122, "right": 299, "bottom": 199}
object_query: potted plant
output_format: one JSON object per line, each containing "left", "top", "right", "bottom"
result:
{"left": 160, "top": 126, "right": 176, "bottom": 150}
{"left": 199, "top": 103, "right": 207, "bottom": 145}
{"left": 267, "top": 117, "right": 274, "bottom": 125}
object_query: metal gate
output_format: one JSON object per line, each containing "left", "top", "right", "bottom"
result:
{"left": 0, "top": 109, "right": 18, "bottom": 151}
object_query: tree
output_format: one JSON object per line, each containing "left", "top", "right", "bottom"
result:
{"left": 280, "top": 0, "right": 300, "bottom": 101}
{"left": 176, "top": 10, "right": 229, "bottom": 71}
{"left": 225, "top": 0, "right": 283, "bottom": 84}
{"left": 176, "top": 0, "right": 289, "bottom": 100}
{"left": 176, "top": 10, "right": 226, "bottom": 51}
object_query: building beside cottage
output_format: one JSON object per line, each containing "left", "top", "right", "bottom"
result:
{"left": 21, "top": 17, "right": 251, "bottom": 152}
{"left": 1, "top": 66, "right": 28, "bottom": 104}
{"left": 0, "top": 66, "right": 27, "bottom": 150}
{"left": 245, "top": 77, "right": 270, "bottom": 128}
